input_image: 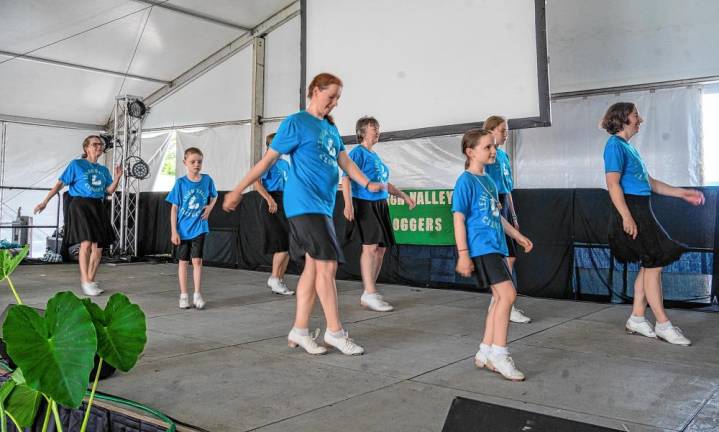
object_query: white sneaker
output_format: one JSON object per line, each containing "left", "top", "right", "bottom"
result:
{"left": 510, "top": 306, "right": 531, "bottom": 323}
{"left": 324, "top": 330, "right": 364, "bottom": 355}
{"left": 474, "top": 349, "right": 494, "bottom": 370}
{"left": 179, "top": 294, "right": 191, "bottom": 309}
{"left": 625, "top": 318, "right": 656, "bottom": 338}
{"left": 655, "top": 324, "right": 691, "bottom": 346}
{"left": 89, "top": 281, "right": 104, "bottom": 294}
{"left": 487, "top": 353, "right": 525, "bottom": 381}
{"left": 81, "top": 282, "right": 103, "bottom": 297}
{"left": 288, "top": 328, "right": 327, "bottom": 355}
{"left": 193, "top": 293, "right": 206, "bottom": 310}
{"left": 268, "top": 277, "right": 294, "bottom": 296}
{"left": 360, "top": 292, "right": 394, "bottom": 312}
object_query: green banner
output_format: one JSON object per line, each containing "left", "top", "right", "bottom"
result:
{"left": 388, "top": 189, "right": 455, "bottom": 245}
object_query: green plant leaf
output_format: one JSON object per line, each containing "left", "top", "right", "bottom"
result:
{"left": 2, "top": 292, "right": 97, "bottom": 408}
{"left": 0, "top": 379, "right": 15, "bottom": 403}
{"left": 3, "top": 383, "right": 41, "bottom": 427}
{"left": 0, "top": 246, "right": 28, "bottom": 281}
{"left": 87, "top": 293, "right": 147, "bottom": 372}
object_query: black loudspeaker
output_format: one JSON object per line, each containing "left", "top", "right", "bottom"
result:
{"left": 442, "top": 397, "right": 620, "bottom": 432}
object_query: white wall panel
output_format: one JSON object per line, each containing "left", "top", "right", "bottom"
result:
{"left": 264, "top": 16, "right": 300, "bottom": 118}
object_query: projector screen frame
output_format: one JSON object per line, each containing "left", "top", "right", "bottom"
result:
{"left": 299, "top": 0, "right": 551, "bottom": 143}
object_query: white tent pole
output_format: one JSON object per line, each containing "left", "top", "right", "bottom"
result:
{"left": 0, "top": 114, "right": 104, "bottom": 131}
{"left": 250, "top": 37, "right": 266, "bottom": 165}
{"left": 130, "top": 0, "right": 251, "bottom": 32}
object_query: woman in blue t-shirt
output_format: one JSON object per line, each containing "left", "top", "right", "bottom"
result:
{"left": 253, "top": 132, "right": 294, "bottom": 296}
{"left": 484, "top": 115, "right": 531, "bottom": 325}
{"left": 341, "top": 116, "right": 416, "bottom": 313}
{"left": 602, "top": 102, "right": 704, "bottom": 346}
{"left": 35, "top": 135, "right": 122, "bottom": 296}
{"left": 223, "top": 73, "right": 383, "bottom": 356}
{"left": 453, "top": 128, "right": 533, "bottom": 382}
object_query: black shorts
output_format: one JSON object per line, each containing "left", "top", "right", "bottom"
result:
{"left": 472, "top": 253, "right": 512, "bottom": 288}
{"left": 608, "top": 194, "right": 686, "bottom": 268}
{"left": 498, "top": 193, "right": 518, "bottom": 258}
{"left": 261, "top": 191, "right": 290, "bottom": 254}
{"left": 346, "top": 198, "right": 396, "bottom": 247}
{"left": 176, "top": 234, "right": 206, "bottom": 261}
{"left": 288, "top": 214, "right": 345, "bottom": 264}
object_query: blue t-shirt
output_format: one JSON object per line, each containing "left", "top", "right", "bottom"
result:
{"left": 269, "top": 111, "right": 346, "bottom": 218}
{"left": 603, "top": 135, "right": 651, "bottom": 196}
{"left": 166, "top": 174, "right": 218, "bottom": 240}
{"left": 59, "top": 159, "right": 112, "bottom": 199}
{"left": 344, "top": 145, "right": 389, "bottom": 201}
{"left": 486, "top": 148, "right": 513, "bottom": 194}
{"left": 261, "top": 158, "right": 290, "bottom": 192}
{"left": 451, "top": 171, "right": 508, "bottom": 258}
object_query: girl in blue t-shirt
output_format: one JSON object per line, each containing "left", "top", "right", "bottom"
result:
{"left": 484, "top": 115, "right": 532, "bottom": 325}
{"left": 253, "top": 133, "right": 294, "bottom": 296}
{"left": 340, "top": 116, "right": 416, "bottom": 313}
{"left": 34, "top": 135, "right": 122, "bottom": 297}
{"left": 223, "top": 73, "right": 383, "bottom": 356}
{"left": 452, "top": 128, "right": 533, "bottom": 382}
{"left": 602, "top": 102, "right": 704, "bottom": 346}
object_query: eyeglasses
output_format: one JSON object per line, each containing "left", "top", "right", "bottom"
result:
{"left": 89, "top": 142, "right": 103, "bottom": 147}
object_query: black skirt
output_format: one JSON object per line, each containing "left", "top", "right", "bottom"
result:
{"left": 608, "top": 194, "right": 686, "bottom": 268}
{"left": 498, "top": 193, "right": 517, "bottom": 258}
{"left": 64, "top": 196, "right": 116, "bottom": 248}
{"left": 346, "top": 198, "right": 396, "bottom": 247}
{"left": 261, "top": 191, "right": 290, "bottom": 254}
{"left": 288, "top": 214, "right": 345, "bottom": 264}
{"left": 472, "top": 253, "right": 513, "bottom": 288}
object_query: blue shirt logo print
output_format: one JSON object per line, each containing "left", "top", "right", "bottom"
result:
{"left": 181, "top": 189, "right": 207, "bottom": 218}
{"left": 479, "top": 194, "right": 501, "bottom": 230}
{"left": 317, "top": 129, "right": 339, "bottom": 167}
{"left": 85, "top": 168, "right": 105, "bottom": 193}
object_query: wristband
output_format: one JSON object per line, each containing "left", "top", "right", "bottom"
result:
{"left": 364, "top": 180, "right": 371, "bottom": 190}
{"left": 457, "top": 248, "right": 468, "bottom": 253}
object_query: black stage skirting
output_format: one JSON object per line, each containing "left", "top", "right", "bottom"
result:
{"left": 133, "top": 188, "right": 719, "bottom": 302}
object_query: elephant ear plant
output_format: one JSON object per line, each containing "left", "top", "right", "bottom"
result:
{"left": 0, "top": 246, "right": 29, "bottom": 305}
{"left": 0, "top": 275, "right": 147, "bottom": 432}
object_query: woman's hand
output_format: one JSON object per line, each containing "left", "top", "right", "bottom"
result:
{"left": 34, "top": 201, "right": 47, "bottom": 214}
{"left": 223, "top": 191, "right": 243, "bottom": 212}
{"left": 455, "top": 254, "right": 474, "bottom": 277}
{"left": 682, "top": 189, "right": 705, "bottom": 206}
{"left": 405, "top": 196, "right": 416, "bottom": 210}
{"left": 516, "top": 234, "right": 533, "bottom": 253}
{"left": 171, "top": 232, "right": 180, "bottom": 246}
{"left": 114, "top": 165, "right": 123, "bottom": 178}
{"left": 343, "top": 203, "right": 354, "bottom": 221}
{"left": 367, "top": 182, "right": 386, "bottom": 193}
{"left": 622, "top": 214, "right": 638, "bottom": 239}
{"left": 266, "top": 196, "right": 278, "bottom": 214}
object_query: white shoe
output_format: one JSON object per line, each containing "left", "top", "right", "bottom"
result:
{"left": 324, "top": 330, "right": 364, "bottom": 355}
{"left": 625, "top": 318, "right": 656, "bottom": 338}
{"left": 179, "top": 294, "right": 191, "bottom": 309}
{"left": 89, "top": 281, "right": 104, "bottom": 294}
{"left": 655, "top": 324, "right": 691, "bottom": 346}
{"left": 474, "top": 349, "right": 494, "bottom": 370}
{"left": 360, "top": 292, "right": 394, "bottom": 312}
{"left": 510, "top": 306, "right": 531, "bottom": 323}
{"left": 81, "top": 282, "right": 103, "bottom": 297}
{"left": 487, "top": 353, "right": 525, "bottom": 381}
{"left": 288, "top": 328, "right": 327, "bottom": 355}
{"left": 268, "top": 277, "right": 294, "bottom": 296}
{"left": 193, "top": 293, "right": 206, "bottom": 310}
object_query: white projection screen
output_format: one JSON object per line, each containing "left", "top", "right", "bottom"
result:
{"left": 301, "top": 0, "right": 550, "bottom": 140}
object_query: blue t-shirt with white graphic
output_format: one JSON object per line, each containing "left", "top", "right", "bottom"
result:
{"left": 486, "top": 148, "right": 513, "bottom": 194}
{"left": 344, "top": 145, "right": 389, "bottom": 201}
{"left": 59, "top": 159, "right": 112, "bottom": 198}
{"left": 261, "top": 158, "right": 290, "bottom": 192}
{"left": 451, "top": 171, "right": 508, "bottom": 258}
{"left": 166, "top": 174, "right": 218, "bottom": 240}
{"left": 603, "top": 135, "right": 651, "bottom": 196}
{"left": 269, "top": 111, "right": 346, "bottom": 218}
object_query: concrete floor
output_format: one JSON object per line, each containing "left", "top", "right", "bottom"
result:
{"left": 2, "top": 262, "right": 718, "bottom": 432}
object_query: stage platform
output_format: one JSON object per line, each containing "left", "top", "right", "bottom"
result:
{"left": 2, "top": 263, "right": 718, "bottom": 431}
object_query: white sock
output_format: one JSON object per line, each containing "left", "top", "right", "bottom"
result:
{"left": 491, "top": 345, "right": 509, "bottom": 357}
{"left": 268, "top": 276, "right": 278, "bottom": 282}
{"left": 180, "top": 293, "right": 188, "bottom": 299}
{"left": 292, "top": 327, "right": 309, "bottom": 336}
{"left": 327, "top": 328, "right": 346, "bottom": 338}
{"left": 629, "top": 315, "right": 647, "bottom": 324}
{"left": 655, "top": 321, "right": 672, "bottom": 331}
{"left": 479, "top": 343, "right": 491, "bottom": 354}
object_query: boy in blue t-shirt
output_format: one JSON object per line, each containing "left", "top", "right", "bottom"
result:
{"left": 166, "top": 147, "right": 218, "bottom": 309}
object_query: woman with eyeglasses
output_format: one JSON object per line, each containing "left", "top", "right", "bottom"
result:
{"left": 35, "top": 135, "right": 122, "bottom": 296}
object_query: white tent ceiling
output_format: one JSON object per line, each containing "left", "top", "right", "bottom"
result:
{"left": 0, "top": 0, "right": 295, "bottom": 126}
